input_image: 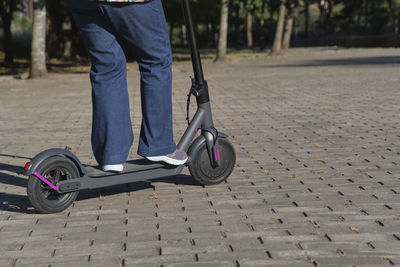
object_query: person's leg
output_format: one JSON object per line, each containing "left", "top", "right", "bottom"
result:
{"left": 100, "top": 0, "right": 176, "bottom": 158}
{"left": 67, "top": 1, "right": 133, "bottom": 166}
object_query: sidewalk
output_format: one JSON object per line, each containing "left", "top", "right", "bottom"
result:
{"left": 0, "top": 47, "right": 399, "bottom": 266}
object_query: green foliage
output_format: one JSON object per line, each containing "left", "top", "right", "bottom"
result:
{"left": 2, "top": 0, "right": 399, "bottom": 63}
{"left": 330, "top": 0, "right": 393, "bottom": 34}
{"left": 12, "top": 12, "right": 32, "bottom": 32}
{"left": 369, "top": 1, "right": 391, "bottom": 34}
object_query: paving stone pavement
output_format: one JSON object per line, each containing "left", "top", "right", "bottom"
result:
{"left": 0, "top": 47, "right": 399, "bottom": 267}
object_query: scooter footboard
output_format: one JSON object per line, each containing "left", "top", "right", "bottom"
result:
{"left": 57, "top": 165, "right": 184, "bottom": 193}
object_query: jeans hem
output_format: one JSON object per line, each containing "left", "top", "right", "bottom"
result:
{"left": 96, "top": 147, "right": 132, "bottom": 165}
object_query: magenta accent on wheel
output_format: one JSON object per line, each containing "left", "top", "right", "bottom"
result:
{"left": 214, "top": 146, "right": 220, "bottom": 161}
{"left": 34, "top": 172, "right": 60, "bottom": 191}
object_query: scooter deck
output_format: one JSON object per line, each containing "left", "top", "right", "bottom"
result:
{"left": 85, "top": 159, "right": 169, "bottom": 178}
{"left": 56, "top": 159, "right": 185, "bottom": 193}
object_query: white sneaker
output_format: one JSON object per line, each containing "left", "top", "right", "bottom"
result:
{"left": 102, "top": 164, "right": 124, "bottom": 172}
{"left": 146, "top": 149, "right": 188, "bottom": 165}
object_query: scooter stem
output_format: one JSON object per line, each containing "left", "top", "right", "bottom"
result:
{"left": 182, "top": 0, "right": 205, "bottom": 85}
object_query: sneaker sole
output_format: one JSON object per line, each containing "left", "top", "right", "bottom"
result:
{"left": 146, "top": 156, "right": 187, "bottom": 166}
{"left": 102, "top": 165, "right": 124, "bottom": 172}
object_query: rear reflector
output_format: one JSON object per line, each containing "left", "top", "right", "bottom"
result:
{"left": 24, "top": 162, "right": 30, "bottom": 171}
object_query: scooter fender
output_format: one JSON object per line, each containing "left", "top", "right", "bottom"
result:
{"left": 187, "top": 132, "right": 228, "bottom": 163}
{"left": 24, "top": 148, "right": 86, "bottom": 177}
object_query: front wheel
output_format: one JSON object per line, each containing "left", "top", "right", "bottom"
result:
{"left": 27, "top": 156, "right": 80, "bottom": 213}
{"left": 188, "top": 138, "right": 236, "bottom": 185}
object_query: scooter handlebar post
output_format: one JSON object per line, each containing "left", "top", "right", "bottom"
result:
{"left": 182, "top": 0, "right": 205, "bottom": 85}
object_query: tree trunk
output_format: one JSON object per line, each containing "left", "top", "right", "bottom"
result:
{"left": 272, "top": 0, "right": 286, "bottom": 54}
{"left": 246, "top": 10, "right": 253, "bottom": 49}
{"left": 215, "top": 0, "right": 229, "bottom": 62}
{"left": 180, "top": 24, "right": 187, "bottom": 47}
{"left": 30, "top": 0, "right": 48, "bottom": 78}
{"left": 28, "top": 0, "right": 34, "bottom": 19}
{"left": 63, "top": 40, "right": 72, "bottom": 58}
{"left": 62, "top": 20, "right": 72, "bottom": 58}
{"left": 282, "top": 9, "right": 294, "bottom": 50}
{"left": 260, "top": 0, "right": 267, "bottom": 26}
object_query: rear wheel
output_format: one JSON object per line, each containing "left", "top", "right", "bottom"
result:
{"left": 27, "top": 156, "right": 80, "bottom": 213}
{"left": 189, "top": 138, "right": 235, "bottom": 185}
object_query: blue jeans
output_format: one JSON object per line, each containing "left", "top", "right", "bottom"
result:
{"left": 67, "top": 0, "right": 176, "bottom": 165}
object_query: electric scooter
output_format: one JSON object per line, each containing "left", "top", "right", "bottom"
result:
{"left": 23, "top": 0, "right": 236, "bottom": 214}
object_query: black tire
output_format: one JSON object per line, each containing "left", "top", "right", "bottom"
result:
{"left": 27, "top": 156, "right": 80, "bottom": 214}
{"left": 189, "top": 137, "right": 236, "bottom": 185}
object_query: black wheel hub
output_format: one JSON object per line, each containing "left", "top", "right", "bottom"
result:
{"left": 40, "top": 167, "right": 71, "bottom": 202}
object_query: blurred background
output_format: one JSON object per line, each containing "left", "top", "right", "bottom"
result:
{"left": 1, "top": 0, "right": 399, "bottom": 75}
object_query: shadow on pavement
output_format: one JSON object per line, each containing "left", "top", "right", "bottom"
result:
{"left": 0, "top": 160, "right": 27, "bottom": 188}
{"left": 0, "top": 168, "right": 199, "bottom": 214}
{"left": 0, "top": 154, "right": 200, "bottom": 214}
{"left": 0, "top": 171, "right": 27, "bottom": 188}
{"left": 263, "top": 56, "right": 400, "bottom": 68}
{"left": 76, "top": 174, "right": 200, "bottom": 202}
{"left": 0, "top": 154, "right": 30, "bottom": 188}
{"left": 0, "top": 192, "right": 36, "bottom": 214}
{"left": 0, "top": 160, "right": 32, "bottom": 213}
{"left": 0, "top": 153, "right": 31, "bottom": 160}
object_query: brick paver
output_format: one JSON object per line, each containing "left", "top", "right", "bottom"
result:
{"left": 0, "top": 47, "right": 399, "bottom": 266}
